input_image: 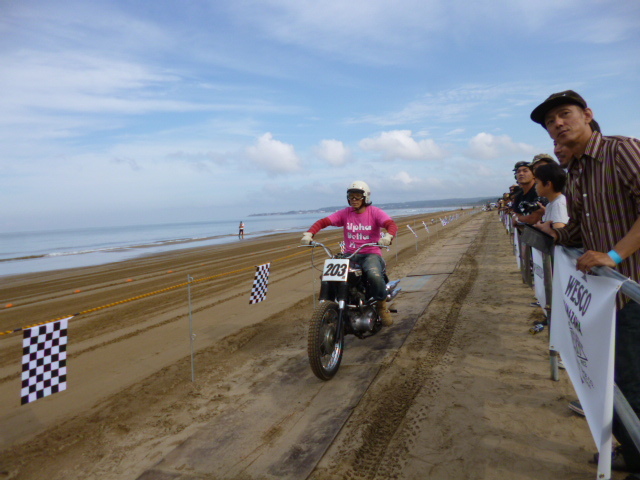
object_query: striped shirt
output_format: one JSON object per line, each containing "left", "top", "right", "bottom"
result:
{"left": 556, "top": 131, "right": 640, "bottom": 308}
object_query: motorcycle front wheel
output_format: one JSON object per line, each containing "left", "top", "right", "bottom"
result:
{"left": 307, "top": 301, "right": 344, "bottom": 381}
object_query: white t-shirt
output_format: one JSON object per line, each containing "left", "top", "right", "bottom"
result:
{"left": 542, "top": 194, "right": 569, "bottom": 225}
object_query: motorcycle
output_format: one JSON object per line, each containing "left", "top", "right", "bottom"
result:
{"left": 301, "top": 241, "right": 401, "bottom": 381}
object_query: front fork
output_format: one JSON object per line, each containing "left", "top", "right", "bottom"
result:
{"left": 333, "top": 282, "right": 349, "bottom": 344}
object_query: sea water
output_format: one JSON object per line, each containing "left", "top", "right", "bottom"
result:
{"left": 0, "top": 207, "right": 463, "bottom": 277}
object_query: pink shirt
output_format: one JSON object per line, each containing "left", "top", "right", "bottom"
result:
{"left": 328, "top": 206, "right": 392, "bottom": 255}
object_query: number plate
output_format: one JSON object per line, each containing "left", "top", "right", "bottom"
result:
{"left": 322, "top": 259, "right": 349, "bottom": 282}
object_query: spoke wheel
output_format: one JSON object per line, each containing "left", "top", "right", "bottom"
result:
{"left": 307, "top": 301, "right": 344, "bottom": 381}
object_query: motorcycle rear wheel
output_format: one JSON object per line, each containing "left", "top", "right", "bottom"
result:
{"left": 307, "top": 301, "right": 344, "bottom": 381}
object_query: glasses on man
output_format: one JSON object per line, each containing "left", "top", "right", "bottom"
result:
{"left": 348, "top": 194, "right": 364, "bottom": 201}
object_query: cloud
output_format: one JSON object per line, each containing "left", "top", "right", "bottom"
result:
{"left": 9, "top": 2, "right": 637, "bottom": 91}
{"left": 466, "top": 132, "right": 535, "bottom": 160}
{"left": 0, "top": 51, "right": 293, "bottom": 118}
{"left": 110, "top": 157, "right": 142, "bottom": 172}
{"left": 359, "top": 130, "right": 446, "bottom": 161}
{"left": 230, "top": 0, "right": 446, "bottom": 65}
{"left": 232, "top": 0, "right": 640, "bottom": 65}
{"left": 383, "top": 171, "right": 447, "bottom": 195}
{"left": 349, "top": 83, "right": 554, "bottom": 127}
{"left": 391, "top": 171, "right": 419, "bottom": 185}
{"left": 351, "top": 98, "right": 473, "bottom": 126}
{"left": 315, "top": 139, "right": 351, "bottom": 166}
{"left": 246, "top": 133, "right": 302, "bottom": 173}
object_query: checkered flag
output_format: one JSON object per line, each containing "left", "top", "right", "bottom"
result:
{"left": 249, "top": 263, "right": 270, "bottom": 304}
{"left": 21, "top": 317, "right": 70, "bottom": 405}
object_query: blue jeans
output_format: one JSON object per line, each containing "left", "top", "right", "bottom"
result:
{"left": 351, "top": 254, "right": 387, "bottom": 301}
{"left": 614, "top": 300, "right": 640, "bottom": 471}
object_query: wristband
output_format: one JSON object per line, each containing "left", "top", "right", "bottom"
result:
{"left": 608, "top": 249, "right": 623, "bottom": 265}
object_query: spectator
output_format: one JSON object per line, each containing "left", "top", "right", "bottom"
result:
{"left": 530, "top": 153, "right": 557, "bottom": 172}
{"left": 534, "top": 163, "right": 569, "bottom": 228}
{"left": 553, "top": 119, "right": 601, "bottom": 169}
{"left": 531, "top": 89, "right": 640, "bottom": 475}
{"left": 553, "top": 141, "right": 573, "bottom": 168}
{"left": 512, "top": 161, "right": 544, "bottom": 225}
{"left": 506, "top": 185, "right": 521, "bottom": 212}
{"left": 498, "top": 193, "right": 510, "bottom": 213}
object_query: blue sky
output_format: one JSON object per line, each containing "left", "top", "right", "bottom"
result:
{"left": 2, "top": 0, "right": 639, "bottom": 231}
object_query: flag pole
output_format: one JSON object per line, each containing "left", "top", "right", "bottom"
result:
{"left": 187, "top": 275, "right": 196, "bottom": 382}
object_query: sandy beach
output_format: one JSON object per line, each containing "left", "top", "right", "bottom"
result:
{"left": 0, "top": 210, "right": 621, "bottom": 479}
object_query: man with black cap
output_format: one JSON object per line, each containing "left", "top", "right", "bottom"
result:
{"left": 511, "top": 160, "right": 544, "bottom": 225}
{"left": 532, "top": 90, "right": 640, "bottom": 476}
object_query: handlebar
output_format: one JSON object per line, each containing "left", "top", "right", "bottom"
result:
{"left": 299, "top": 241, "right": 389, "bottom": 259}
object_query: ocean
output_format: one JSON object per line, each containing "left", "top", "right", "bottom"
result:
{"left": 0, "top": 206, "right": 464, "bottom": 277}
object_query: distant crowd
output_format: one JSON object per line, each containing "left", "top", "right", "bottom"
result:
{"left": 496, "top": 90, "right": 640, "bottom": 478}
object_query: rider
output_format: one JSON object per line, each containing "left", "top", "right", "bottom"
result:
{"left": 301, "top": 181, "right": 398, "bottom": 326}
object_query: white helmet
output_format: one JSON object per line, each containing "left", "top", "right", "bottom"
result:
{"left": 347, "top": 180, "right": 372, "bottom": 206}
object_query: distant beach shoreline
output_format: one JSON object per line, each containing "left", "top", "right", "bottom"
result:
{"left": 1, "top": 207, "right": 475, "bottom": 277}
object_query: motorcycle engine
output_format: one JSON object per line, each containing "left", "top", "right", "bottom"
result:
{"left": 350, "top": 306, "right": 377, "bottom": 332}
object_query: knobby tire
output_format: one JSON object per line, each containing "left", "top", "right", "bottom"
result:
{"left": 307, "top": 301, "right": 344, "bottom": 381}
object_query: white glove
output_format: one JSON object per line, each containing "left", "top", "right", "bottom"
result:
{"left": 379, "top": 233, "right": 393, "bottom": 246}
{"left": 301, "top": 232, "right": 314, "bottom": 245}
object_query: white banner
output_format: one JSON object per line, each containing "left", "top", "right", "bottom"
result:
{"left": 531, "top": 248, "right": 546, "bottom": 316}
{"left": 502, "top": 211, "right": 509, "bottom": 231}
{"left": 550, "top": 247, "right": 623, "bottom": 479}
{"left": 514, "top": 228, "right": 521, "bottom": 270}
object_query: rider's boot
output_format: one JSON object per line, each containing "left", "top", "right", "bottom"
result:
{"left": 376, "top": 300, "right": 393, "bottom": 326}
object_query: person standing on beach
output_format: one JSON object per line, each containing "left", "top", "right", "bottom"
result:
{"left": 239, "top": 221, "right": 245, "bottom": 239}
{"left": 300, "top": 181, "right": 398, "bottom": 326}
{"left": 531, "top": 90, "right": 640, "bottom": 475}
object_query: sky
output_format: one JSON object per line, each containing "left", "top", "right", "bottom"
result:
{"left": 2, "top": 0, "right": 639, "bottom": 231}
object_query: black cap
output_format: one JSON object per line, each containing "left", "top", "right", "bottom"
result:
{"left": 530, "top": 90, "right": 588, "bottom": 125}
{"left": 513, "top": 161, "right": 530, "bottom": 172}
